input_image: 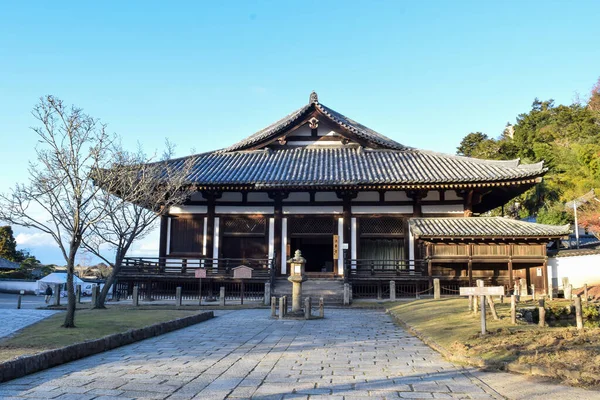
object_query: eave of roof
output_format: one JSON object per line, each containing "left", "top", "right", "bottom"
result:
{"left": 409, "top": 217, "right": 571, "bottom": 239}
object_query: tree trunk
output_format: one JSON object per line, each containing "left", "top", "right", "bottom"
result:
{"left": 95, "top": 262, "right": 120, "bottom": 309}
{"left": 62, "top": 249, "right": 78, "bottom": 328}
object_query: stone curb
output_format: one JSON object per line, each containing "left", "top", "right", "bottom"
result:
{"left": 0, "top": 311, "right": 214, "bottom": 383}
{"left": 386, "top": 308, "right": 600, "bottom": 384}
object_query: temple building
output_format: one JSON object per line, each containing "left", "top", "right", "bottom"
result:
{"left": 116, "top": 92, "right": 570, "bottom": 302}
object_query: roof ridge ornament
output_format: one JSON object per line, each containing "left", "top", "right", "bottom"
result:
{"left": 309, "top": 91, "right": 319, "bottom": 104}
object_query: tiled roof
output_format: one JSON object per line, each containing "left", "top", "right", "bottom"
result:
{"left": 164, "top": 147, "right": 544, "bottom": 188}
{"left": 0, "top": 257, "right": 20, "bottom": 270}
{"left": 409, "top": 217, "right": 571, "bottom": 238}
{"left": 222, "top": 92, "right": 407, "bottom": 152}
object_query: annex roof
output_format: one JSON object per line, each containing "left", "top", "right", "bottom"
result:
{"left": 0, "top": 257, "right": 20, "bottom": 270}
{"left": 409, "top": 217, "right": 571, "bottom": 239}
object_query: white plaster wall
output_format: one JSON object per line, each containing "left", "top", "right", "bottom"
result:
{"left": 353, "top": 191, "right": 379, "bottom": 202}
{"left": 444, "top": 190, "right": 463, "bottom": 201}
{"left": 548, "top": 254, "right": 600, "bottom": 288}
{"left": 0, "top": 280, "right": 38, "bottom": 294}
{"left": 215, "top": 206, "right": 274, "bottom": 214}
{"left": 352, "top": 205, "right": 413, "bottom": 214}
{"left": 284, "top": 192, "right": 310, "bottom": 202}
{"left": 217, "top": 192, "right": 243, "bottom": 202}
{"left": 315, "top": 192, "right": 339, "bottom": 202}
{"left": 422, "top": 204, "right": 464, "bottom": 214}
{"left": 385, "top": 191, "right": 411, "bottom": 201}
{"left": 283, "top": 206, "right": 343, "bottom": 214}
{"left": 247, "top": 192, "right": 271, "bottom": 202}
{"left": 422, "top": 191, "right": 440, "bottom": 201}
{"left": 169, "top": 206, "right": 208, "bottom": 214}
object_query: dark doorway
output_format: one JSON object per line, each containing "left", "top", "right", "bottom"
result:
{"left": 290, "top": 237, "right": 334, "bottom": 273}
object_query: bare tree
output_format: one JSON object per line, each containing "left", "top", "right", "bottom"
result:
{"left": 84, "top": 143, "right": 195, "bottom": 308}
{"left": 0, "top": 96, "right": 112, "bottom": 327}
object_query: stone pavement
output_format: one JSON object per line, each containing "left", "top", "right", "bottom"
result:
{"left": 0, "top": 309, "right": 597, "bottom": 400}
{"left": 1, "top": 309, "right": 60, "bottom": 339}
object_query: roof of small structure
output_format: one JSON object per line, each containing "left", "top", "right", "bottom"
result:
{"left": 409, "top": 217, "right": 571, "bottom": 239}
{"left": 0, "top": 257, "right": 20, "bottom": 270}
{"left": 159, "top": 92, "right": 545, "bottom": 191}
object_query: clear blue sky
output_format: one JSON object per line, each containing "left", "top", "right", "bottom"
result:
{"left": 1, "top": 1, "right": 599, "bottom": 264}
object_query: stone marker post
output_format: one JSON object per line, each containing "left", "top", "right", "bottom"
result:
{"left": 279, "top": 297, "right": 284, "bottom": 320}
{"left": 271, "top": 297, "right": 277, "bottom": 317}
{"left": 433, "top": 278, "right": 440, "bottom": 300}
{"left": 389, "top": 281, "right": 396, "bottom": 301}
{"left": 468, "top": 295, "right": 473, "bottom": 311}
{"left": 565, "top": 284, "right": 572, "bottom": 301}
{"left": 17, "top": 293, "right": 22, "bottom": 309}
{"left": 548, "top": 281, "right": 554, "bottom": 300}
{"left": 319, "top": 297, "right": 324, "bottom": 318}
{"left": 344, "top": 283, "right": 351, "bottom": 306}
{"left": 538, "top": 298, "right": 546, "bottom": 327}
{"left": 219, "top": 286, "right": 225, "bottom": 306}
{"left": 520, "top": 279, "right": 528, "bottom": 297}
{"left": 476, "top": 280, "right": 486, "bottom": 335}
{"left": 176, "top": 286, "right": 182, "bottom": 307}
{"left": 133, "top": 286, "right": 139, "bottom": 307}
{"left": 76, "top": 284, "right": 81, "bottom": 304}
{"left": 53, "top": 284, "right": 60, "bottom": 306}
{"left": 531, "top": 284, "right": 536, "bottom": 301}
{"left": 584, "top": 283, "right": 589, "bottom": 303}
{"left": 304, "top": 297, "right": 311, "bottom": 320}
{"left": 264, "top": 283, "right": 271, "bottom": 306}
{"left": 473, "top": 294, "right": 478, "bottom": 314}
{"left": 510, "top": 295, "right": 517, "bottom": 325}
{"left": 282, "top": 296, "right": 288, "bottom": 316}
{"left": 513, "top": 282, "right": 520, "bottom": 302}
{"left": 574, "top": 295, "right": 583, "bottom": 331}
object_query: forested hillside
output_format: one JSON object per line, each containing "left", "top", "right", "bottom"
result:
{"left": 457, "top": 79, "right": 600, "bottom": 225}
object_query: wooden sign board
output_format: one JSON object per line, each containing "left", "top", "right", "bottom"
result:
{"left": 333, "top": 235, "right": 339, "bottom": 259}
{"left": 233, "top": 265, "right": 253, "bottom": 279}
{"left": 459, "top": 286, "right": 504, "bottom": 296}
{"left": 195, "top": 268, "right": 206, "bottom": 279}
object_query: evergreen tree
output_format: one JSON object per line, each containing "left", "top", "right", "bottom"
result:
{"left": 0, "top": 226, "right": 18, "bottom": 261}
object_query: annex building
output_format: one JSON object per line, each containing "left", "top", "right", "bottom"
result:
{"left": 116, "top": 92, "right": 570, "bottom": 302}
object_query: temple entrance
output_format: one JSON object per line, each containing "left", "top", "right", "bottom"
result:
{"left": 290, "top": 237, "right": 334, "bottom": 273}
{"left": 288, "top": 216, "right": 337, "bottom": 276}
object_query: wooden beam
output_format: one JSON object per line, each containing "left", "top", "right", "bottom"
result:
{"left": 158, "top": 215, "right": 168, "bottom": 258}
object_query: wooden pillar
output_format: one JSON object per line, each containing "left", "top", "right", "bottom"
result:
{"left": 463, "top": 189, "right": 474, "bottom": 217}
{"left": 542, "top": 258, "right": 548, "bottom": 295}
{"left": 467, "top": 243, "right": 473, "bottom": 286}
{"left": 508, "top": 259, "right": 513, "bottom": 290}
{"left": 408, "top": 190, "right": 426, "bottom": 217}
{"left": 343, "top": 194, "right": 352, "bottom": 275}
{"left": 204, "top": 194, "right": 216, "bottom": 258}
{"left": 270, "top": 192, "right": 285, "bottom": 276}
{"left": 158, "top": 215, "right": 169, "bottom": 258}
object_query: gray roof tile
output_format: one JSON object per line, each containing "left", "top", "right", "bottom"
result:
{"left": 409, "top": 217, "right": 571, "bottom": 238}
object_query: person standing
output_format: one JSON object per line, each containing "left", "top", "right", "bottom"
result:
{"left": 44, "top": 285, "right": 53, "bottom": 304}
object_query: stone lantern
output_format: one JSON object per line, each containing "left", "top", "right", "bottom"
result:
{"left": 287, "top": 249, "right": 307, "bottom": 313}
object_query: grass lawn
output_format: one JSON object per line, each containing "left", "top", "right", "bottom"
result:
{"left": 0, "top": 308, "right": 204, "bottom": 363}
{"left": 388, "top": 298, "right": 600, "bottom": 386}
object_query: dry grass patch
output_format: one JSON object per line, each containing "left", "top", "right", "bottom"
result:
{"left": 389, "top": 298, "right": 600, "bottom": 386}
{"left": 0, "top": 308, "right": 202, "bottom": 363}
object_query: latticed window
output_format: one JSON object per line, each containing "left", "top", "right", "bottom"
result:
{"left": 289, "top": 217, "right": 335, "bottom": 235}
{"left": 222, "top": 216, "right": 266, "bottom": 236}
{"left": 359, "top": 217, "right": 404, "bottom": 237}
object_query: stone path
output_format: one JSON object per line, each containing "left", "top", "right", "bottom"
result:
{"left": 1, "top": 309, "right": 60, "bottom": 339}
{"left": 0, "top": 309, "right": 502, "bottom": 399}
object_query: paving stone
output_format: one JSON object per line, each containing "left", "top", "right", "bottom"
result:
{"left": 0, "top": 309, "right": 502, "bottom": 400}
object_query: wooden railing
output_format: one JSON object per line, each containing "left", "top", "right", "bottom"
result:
{"left": 345, "top": 259, "right": 427, "bottom": 280}
{"left": 121, "top": 257, "right": 274, "bottom": 280}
